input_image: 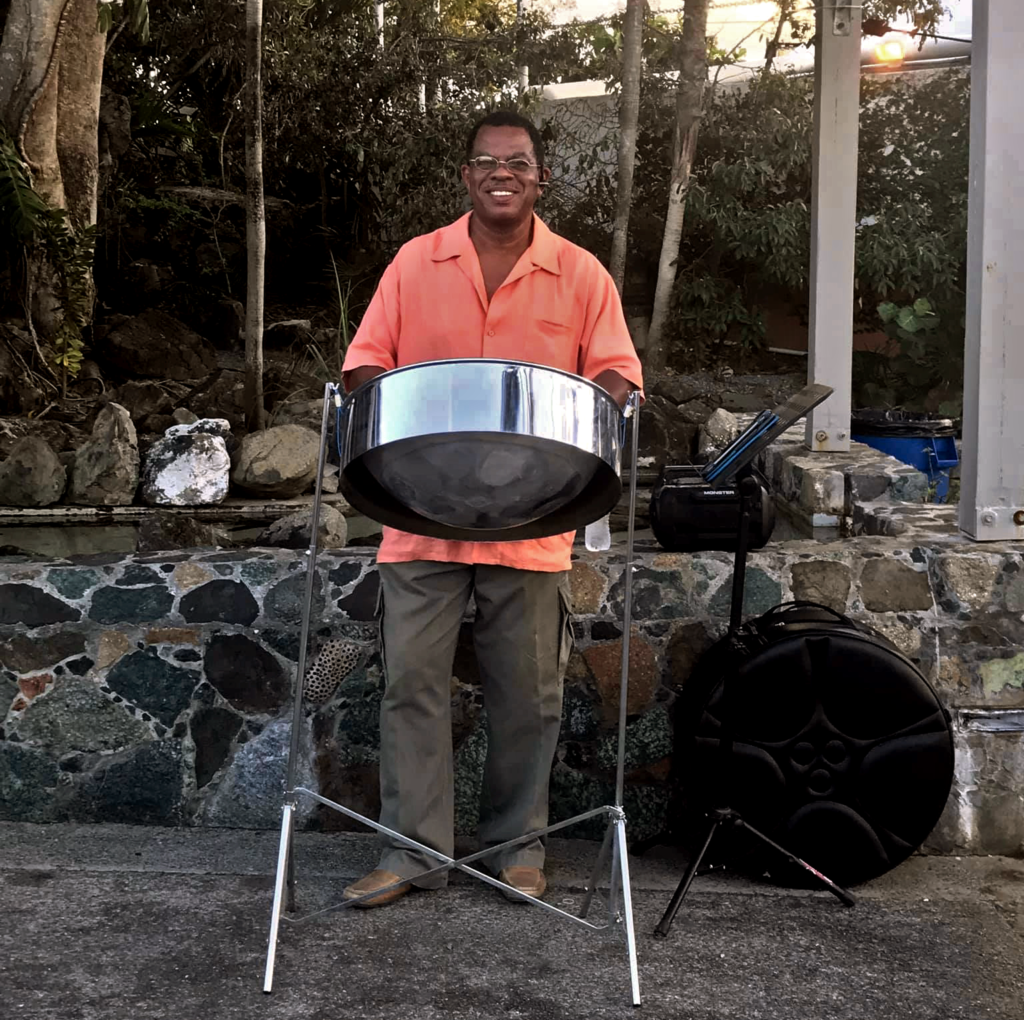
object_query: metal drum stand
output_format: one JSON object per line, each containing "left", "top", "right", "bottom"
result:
{"left": 263, "top": 383, "right": 646, "bottom": 1006}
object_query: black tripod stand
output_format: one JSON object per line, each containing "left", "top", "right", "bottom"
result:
{"left": 653, "top": 465, "right": 855, "bottom": 939}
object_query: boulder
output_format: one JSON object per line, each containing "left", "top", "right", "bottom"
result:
{"left": 0, "top": 325, "right": 46, "bottom": 415}
{"left": 321, "top": 463, "right": 340, "bottom": 494}
{"left": 186, "top": 370, "right": 247, "bottom": 429}
{"left": 136, "top": 512, "right": 228, "bottom": 552}
{"left": 166, "top": 417, "right": 239, "bottom": 463}
{"left": 100, "top": 308, "right": 217, "bottom": 381}
{"left": 652, "top": 376, "right": 704, "bottom": 406}
{"left": 172, "top": 407, "right": 199, "bottom": 426}
{"left": 720, "top": 389, "right": 773, "bottom": 413}
{"left": 263, "top": 319, "right": 313, "bottom": 348}
{"left": 118, "top": 260, "right": 174, "bottom": 313}
{"left": 231, "top": 424, "right": 320, "bottom": 497}
{"left": 270, "top": 398, "right": 324, "bottom": 431}
{"left": 140, "top": 433, "right": 231, "bottom": 507}
{"left": 255, "top": 505, "right": 348, "bottom": 550}
{"left": 165, "top": 418, "right": 232, "bottom": 442}
{"left": 105, "top": 380, "right": 173, "bottom": 423}
{"left": 138, "top": 414, "right": 176, "bottom": 434}
{"left": 0, "top": 417, "right": 85, "bottom": 458}
{"left": 698, "top": 407, "right": 740, "bottom": 461}
{"left": 67, "top": 403, "right": 139, "bottom": 506}
{"left": 677, "top": 400, "right": 714, "bottom": 425}
{"left": 0, "top": 437, "right": 66, "bottom": 507}
{"left": 638, "top": 395, "right": 699, "bottom": 467}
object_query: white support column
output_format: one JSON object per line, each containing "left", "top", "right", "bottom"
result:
{"left": 959, "top": 0, "right": 1024, "bottom": 541}
{"left": 805, "top": 3, "right": 862, "bottom": 452}
{"left": 516, "top": 0, "right": 529, "bottom": 93}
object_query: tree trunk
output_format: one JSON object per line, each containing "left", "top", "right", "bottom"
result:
{"left": 0, "top": 0, "right": 106, "bottom": 339}
{"left": 764, "top": 1, "right": 793, "bottom": 74}
{"left": 644, "top": 0, "right": 709, "bottom": 377}
{"left": 0, "top": 0, "right": 68, "bottom": 335}
{"left": 57, "top": 0, "right": 105, "bottom": 232}
{"left": 608, "top": 0, "right": 644, "bottom": 297}
{"left": 244, "top": 0, "right": 266, "bottom": 432}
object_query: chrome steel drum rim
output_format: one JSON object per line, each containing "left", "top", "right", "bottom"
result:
{"left": 338, "top": 359, "right": 624, "bottom": 542}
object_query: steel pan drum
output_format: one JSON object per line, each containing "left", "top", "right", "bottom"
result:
{"left": 338, "top": 359, "right": 624, "bottom": 541}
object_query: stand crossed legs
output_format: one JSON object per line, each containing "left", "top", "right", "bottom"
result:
{"left": 653, "top": 467, "right": 855, "bottom": 939}
{"left": 263, "top": 385, "right": 645, "bottom": 1006}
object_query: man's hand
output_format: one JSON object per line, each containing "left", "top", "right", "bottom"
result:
{"left": 344, "top": 365, "right": 388, "bottom": 392}
{"left": 592, "top": 370, "right": 635, "bottom": 409}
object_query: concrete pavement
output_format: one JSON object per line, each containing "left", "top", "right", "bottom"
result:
{"left": 1, "top": 822, "right": 1022, "bottom": 1020}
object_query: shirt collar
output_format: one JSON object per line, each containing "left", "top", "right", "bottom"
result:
{"left": 430, "top": 212, "right": 561, "bottom": 276}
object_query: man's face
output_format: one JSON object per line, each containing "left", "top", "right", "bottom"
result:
{"left": 461, "top": 125, "right": 551, "bottom": 228}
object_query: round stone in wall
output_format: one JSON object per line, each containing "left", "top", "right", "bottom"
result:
{"left": 179, "top": 580, "right": 259, "bottom": 626}
{"left": 204, "top": 633, "right": 288, "bottom": 712}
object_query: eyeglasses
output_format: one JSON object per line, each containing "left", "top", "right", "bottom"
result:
{"left": 468, "top": 156, "right": 540, "bottom": 174}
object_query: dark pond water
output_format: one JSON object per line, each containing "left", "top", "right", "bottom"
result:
{"left": 0, "top": 501, "right": 837, "bottom": 561}
{"left": 0, "top": 513, "right": 384, "bottom": 560}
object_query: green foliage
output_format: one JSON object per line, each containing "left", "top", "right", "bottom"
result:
{"left": 98, "top": 0, "right": 151, "bottom": 42}
{"left": 0, "top": 126, "right": 94, "bottom": 386}
{"left": 853, "top": 297, "right": 965, "bottom": 416}
{"left": 0, "top": 127, "right": 52, "bottom": 242}
{"left": 90, "top": 0, "right": 963, "bottom": 371}
{"left": 863, "top": 0, "right": 947, "bottom": 36}
{"left": 548, "top": 58, "right": 969, "bottom": 369}
{"left": 44, "top": 218, "right": 98, "bottom": 386}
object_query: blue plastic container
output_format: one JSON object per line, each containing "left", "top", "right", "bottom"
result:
{"left": 851, "top": 410, "right": 959, "bottom": 503}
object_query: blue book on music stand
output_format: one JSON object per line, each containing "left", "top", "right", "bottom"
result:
{"left": 700, "top": 383, "right": 834, "bottom": 485}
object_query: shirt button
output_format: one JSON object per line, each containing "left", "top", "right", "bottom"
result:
{"left": 487, "top": 330, "right": 495, "bottom": 337}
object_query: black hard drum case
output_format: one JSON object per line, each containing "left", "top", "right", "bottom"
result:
{"left": 674, "top": 602, "right": 955, "bottom": 885}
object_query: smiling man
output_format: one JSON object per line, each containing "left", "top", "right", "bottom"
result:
{"left": 340, "top": 110, "right": 643, "bottom": 908}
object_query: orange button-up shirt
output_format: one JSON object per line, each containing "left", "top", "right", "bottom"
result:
{"left": 342, "top": 212, "right": 643, "bottom": 572}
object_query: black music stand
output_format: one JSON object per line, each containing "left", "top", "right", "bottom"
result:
{"left": 653, "top": 458, "right": 855, "bottom": 938}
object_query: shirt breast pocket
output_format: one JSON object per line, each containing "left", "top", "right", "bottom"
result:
{"left": 533, "top": 317, "right": 578, "bottom": 368}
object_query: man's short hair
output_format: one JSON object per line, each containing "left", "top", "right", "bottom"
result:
{"left": 465, "top": 110, "right": 546, "bottom": 171}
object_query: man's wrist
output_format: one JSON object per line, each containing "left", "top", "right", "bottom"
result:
{"left": 592, "top": 370, "right": 633, "bottom": 408}
{"left": 344, "top": 365, "right": 388, "bottom": 392}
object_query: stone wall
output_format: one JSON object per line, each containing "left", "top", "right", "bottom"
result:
{"left": 2, "top": 534, "right": 1022, "bottom": 856}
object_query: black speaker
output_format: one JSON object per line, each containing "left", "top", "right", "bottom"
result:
{"left": 649, "top": 464, "right": 775, "bottom": 552}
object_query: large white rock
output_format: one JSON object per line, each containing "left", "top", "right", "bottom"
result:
{"left": 140, "top": 433, "right": 230, "bottom": 506}
{"left": 165, "top": 417, "right": 232, "bottom": 441}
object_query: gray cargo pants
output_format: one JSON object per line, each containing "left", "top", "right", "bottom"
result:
{"left": 375, "top": 560, "right": 573, "bottom": 887}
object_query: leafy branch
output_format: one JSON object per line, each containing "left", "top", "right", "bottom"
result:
{"left": 0, "top": 125, "right": 96, "bottom": 396}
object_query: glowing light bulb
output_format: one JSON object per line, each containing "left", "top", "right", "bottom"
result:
{"left": 875, "top": 40, "right": 905, "bottom": 64}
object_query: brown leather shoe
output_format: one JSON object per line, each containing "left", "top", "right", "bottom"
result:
{"left": 497, "top": 866, "right": 547, "bottom": 902}
{"left": 343, "top": 869, "right": 411, "bottom": 908}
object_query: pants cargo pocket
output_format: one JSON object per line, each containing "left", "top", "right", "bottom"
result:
{"left": 375, "top": 575, "right": 388, "bottom": 681}
{"left": 557, "top": 574, "right": 575, "bottom": 680}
